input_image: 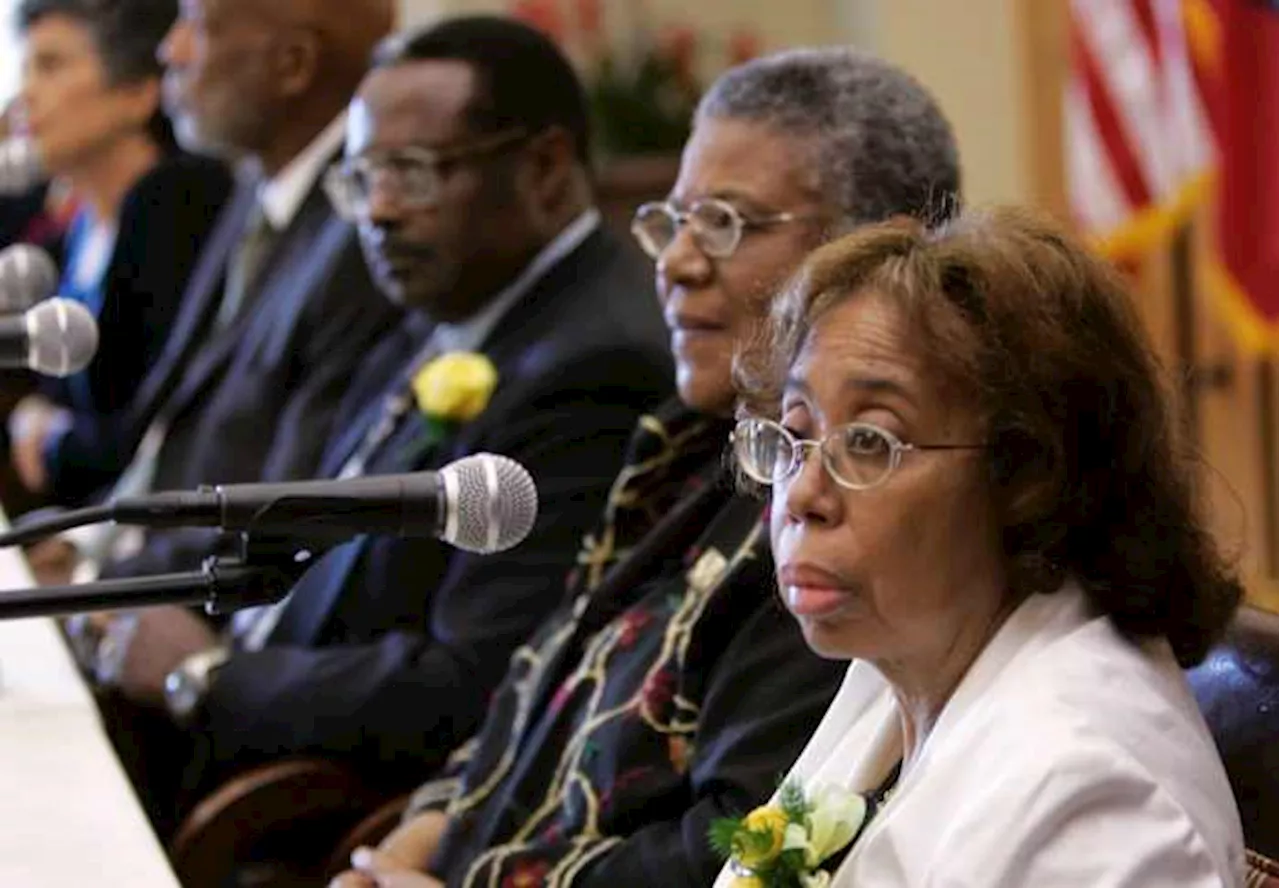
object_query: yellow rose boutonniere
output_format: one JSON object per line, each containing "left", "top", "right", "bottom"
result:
{"left": 711, "top": 781, "right": 870, "bottom": 888}
{"left": 736, "top": 806, "right": 790, "bottom": 870}
{"left": 412, "top": 351, "right": 499, "bottom": 423}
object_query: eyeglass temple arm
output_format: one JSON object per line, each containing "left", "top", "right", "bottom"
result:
{"left": 911, "top": 443, "right": 987, "bottom": 451}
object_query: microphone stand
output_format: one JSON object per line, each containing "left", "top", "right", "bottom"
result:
{"left": 0, "top": 532, "right": 325, "bottom": 621}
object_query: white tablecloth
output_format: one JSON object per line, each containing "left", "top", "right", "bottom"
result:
{"left": 0, "top": 535, "right": 180, "bottom": 886}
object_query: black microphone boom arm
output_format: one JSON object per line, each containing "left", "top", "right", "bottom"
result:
{"left": 0, "top": 533, "right": 322, "bottom": 621}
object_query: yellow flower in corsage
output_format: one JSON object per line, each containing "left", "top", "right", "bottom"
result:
{"left": 711, "top": 782, "right": 869, "bottom": 888}
{"left": 412, "top": 351, "right": 499, "bottom": 423}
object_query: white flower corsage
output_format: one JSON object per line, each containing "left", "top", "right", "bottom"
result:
{"left": 710, "top": 781, "right": 870, "bottom": 888}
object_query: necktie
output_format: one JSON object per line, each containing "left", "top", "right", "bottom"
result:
{"left": 336, "top": 385, "right": 416, "bottom": 480}
{"left": 335, "top": 337, "right": 443, "bottom": 479}
{"left": 216, "top": 201, "right": 276, "bottom": 330}
{"left": 67, "top": 200, "right": 280, "bottom": 573}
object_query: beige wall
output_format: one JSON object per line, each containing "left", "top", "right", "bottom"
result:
{"left": 395, "top": 0, "right": 1033, "bottom": 205}
{"left": 865, "top": 0, "right": 1029, "bottom": 205}
{"left": 5, "top": 0, "right": 1034, "bottom": 205}
{"left": 1, "top": 0, "right": 21, "bottom": 104}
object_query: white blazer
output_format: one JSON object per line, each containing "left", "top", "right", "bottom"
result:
{"left": 713, "top": 583, "right": 1244, "bottom": 887}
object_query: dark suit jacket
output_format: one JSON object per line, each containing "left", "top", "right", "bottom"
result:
{"left": 192, "top": 226, "right": 674, "bottom": 789}
{"left": 90, "top": 173, "right": 403, "bottom": 573}
{"left": 40, "top": 153, "right": 232, "bottom": 495}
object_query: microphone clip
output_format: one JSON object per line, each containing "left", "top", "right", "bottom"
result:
{"left": 200, "top": 531, "right": 330, "bottom": 617}
{"left": 0, "top": 532, "right": 332, "bottom": 622}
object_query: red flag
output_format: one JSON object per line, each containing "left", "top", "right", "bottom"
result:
{"left": 1194, "top": 0, "right": 1278, "bottom": 350}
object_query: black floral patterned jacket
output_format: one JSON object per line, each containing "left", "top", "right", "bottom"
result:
{"left": 416, "top": 400, "right": 846, "bottom": 887}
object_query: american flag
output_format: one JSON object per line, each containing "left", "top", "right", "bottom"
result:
{"left": 1066, "top": 0, "right": 1213, "bottom": 248}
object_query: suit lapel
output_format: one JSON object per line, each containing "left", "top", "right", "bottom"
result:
{"left": 478, "top": 228, "right": 615, "bottom": 369}
{"left": 269, "top": 396, "right": 433, "bottom": 642}
{"left": 274, "top": 230, "right": 620, "bottom": 644}
{"left": 129, "top": 182, "right": 256, "bottom": 423}
{"left": 416, "top": 229, "right": 620, "bottom": 467}
{"left": 323, "top": 393, "right": 393, "bottom": 477}
{"left": 160, "top": 183, "right": 333, "bottom": 421}
{"left": 368, "top": 397, "right": 443, "bottom": 473}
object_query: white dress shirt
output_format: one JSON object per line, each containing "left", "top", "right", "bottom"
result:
{"left": 712, "top": 582, "right": 1244, "bottom": 887}
{"left": 257, "top": 111, "right": 347, "bottom": 229}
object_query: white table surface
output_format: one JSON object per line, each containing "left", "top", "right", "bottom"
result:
{"left": 0, "top": 532, "right": 180, "bottom": 886}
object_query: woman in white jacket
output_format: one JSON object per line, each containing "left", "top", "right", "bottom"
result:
{"left": 717, "top": 206, "right": 1245, "bottom": 887}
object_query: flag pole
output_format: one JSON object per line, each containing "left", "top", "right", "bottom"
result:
{"left": 1170, "top": 221, "right": 1200, "bottom": 446}
{"left": 1258, "top": 359, "right": 1278, "bottom": 576}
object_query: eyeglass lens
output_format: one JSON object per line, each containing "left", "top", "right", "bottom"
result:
{"left": 632, "top": 200, "right": 742, "bottom": 259}
{"left": 735, "top": 420, "right": 899, "bottom": 490}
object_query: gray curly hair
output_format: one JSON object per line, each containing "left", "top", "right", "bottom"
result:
{"left": 696, "top": 48, "right": 961, "bottom": 226}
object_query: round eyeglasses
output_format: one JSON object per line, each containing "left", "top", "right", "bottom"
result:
{"left": 732, "top": 417, "right": 985, "bottom": 492}
{"left": 630, "top": 198, "right": 808, "bottom": 260}
{"left": 324, "top": 129, "right": 527, "bottom": 221}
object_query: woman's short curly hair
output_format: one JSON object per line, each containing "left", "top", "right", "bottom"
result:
{"left": 736, "top": 205, "right": 1242, "bottom": 667}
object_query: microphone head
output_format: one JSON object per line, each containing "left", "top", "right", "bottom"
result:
{"left": 0, "top": 244, "right": 58, "bottom": 312}
{"left": 0, "top": 138, "right": 44, "bottom": 195}
{"left": 439, "top": 453, "right": 538, "bottom": 554}
{"left": 25, "top": 298, "right": 99, "bottom": 377}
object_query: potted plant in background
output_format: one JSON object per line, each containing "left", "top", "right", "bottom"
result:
{"left": 509, "top": 0, "right": 761, "bottom": 233}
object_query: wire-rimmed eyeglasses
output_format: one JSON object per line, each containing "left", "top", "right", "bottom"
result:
{"left": 630, "top": 197, "right": 811, "bottom": 260}
{"left": 732, "top": 417, "right": 985, "bottom": 491}
{"left": 324, "top": 128, "right": 527, "bottom": 221}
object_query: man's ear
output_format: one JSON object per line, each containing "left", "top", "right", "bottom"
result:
{"left": 518, "top": 125, "right": 580, "bottom": 220}
{"left": 273, "top": 26, "right": 323, "bottom": 99}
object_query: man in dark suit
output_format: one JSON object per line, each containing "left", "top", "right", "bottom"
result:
{"left": 26, "top": 0, "right": 401, "bottom": 553}
{"left": 97, "top": 17, "right": 673, "bottom": 829}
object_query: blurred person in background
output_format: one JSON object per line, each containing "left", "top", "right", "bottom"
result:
{"left": 0, "top": 97, "right": 75, "bottom": 260}
{"left": 20, "top": 0, "right": 399, "bottom": 558}
{"left": 0, "top": 95, "right": 75, "bottom": 518}
{"left": 6, "top": 0, "right": 232, "bottom": 507}
{"left": 36, "top": 0, "right": 401, "bottom": 836}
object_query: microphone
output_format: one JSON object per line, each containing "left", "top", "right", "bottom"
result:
{"left": 0, "top": 138, "right": 43, "bottom": 195}
{"left": 0, "top": 297, "right": 99, "bottom": 376}
{"left": 0, "top": 244, "right": 59, "bottom": 312}
{"left": 0, "top": 452, "right": 538, "bottom": 554}
{"left": 129, "top": 453, "right": 539, "bottom": 553}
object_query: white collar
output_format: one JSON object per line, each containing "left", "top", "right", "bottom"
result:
{"left": 431, "top": 208, "right": 602, "bottom": 355}
{"left": 792, "top": 582, "right": 1097, "bottom": 788}
{"left": 257, "top": 112, "right": 347, "bottom": 230}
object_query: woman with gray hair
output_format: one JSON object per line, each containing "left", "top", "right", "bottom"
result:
{"left": 332, "top": 43, "right": 960, "bottom": 888}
